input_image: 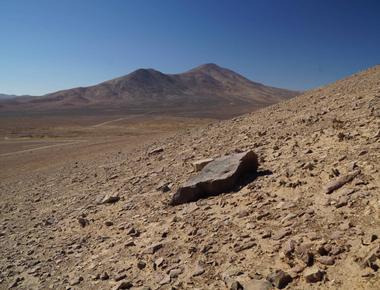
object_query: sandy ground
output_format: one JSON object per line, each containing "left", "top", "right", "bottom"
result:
{"left": 0, "top": 114, "right": 212, "bottom": 181}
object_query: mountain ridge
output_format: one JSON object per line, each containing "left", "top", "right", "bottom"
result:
{"left": 0, "top": 64, "right": 299, "bottom": 115}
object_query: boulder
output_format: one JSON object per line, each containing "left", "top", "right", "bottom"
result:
{"left": 171, "top": 151, "right": 258, "bottom": 205}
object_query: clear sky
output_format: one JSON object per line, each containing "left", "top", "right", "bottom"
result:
{"left": 0, "top": 0, "right": 379, "bottom": 95}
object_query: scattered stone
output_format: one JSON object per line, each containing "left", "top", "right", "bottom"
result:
{"left": 317, "top": 256, "right": 335, "bottom": 265}
{"left": 283, "top": 239, "right": 296, "bottom": 256}
{"left": 69, "top": 276, "right": 83, "bottom": 286}
{"left": 335, "top": 196, "right": 349, "bottom": 208}
{"left": 192, "top": 263, "right": 205, "bottom": 277}
{"left": 156, "top": 181, "right": 171, "bottom": 192}
{"left": 230, "top": 280, "right": 244, "bottom": 290}
{"left": 359, "top": 245, "right": 380, "bottom": 271}
{"left": 114, "top": 274, "right": 127, "bottom": 282}
{"left": 127, "top": 227, "right": 140, "bottom": 237}
{"left": 261, "top": 231, "right": 271, "bottom": 239}
{"left": 114, "top": 281, "right": 133, "bottom": 289}
{"left": 171, "top": 151, "right": 258, "bottom": 205}
{"left": 148, "top": 147, "right": 164, "bottom": 155}
{"left": 77, "top": 217, "right": 89, "bottom": 228}
{"left": 137, "top": 260, "right": 146, "bottom": 270}
{"left": 100, "top": 272, "right": 110, "bottom": 280}
{"left": 192, "top": 158, "right": 214, "bottom": 172}
{"left": 324, "top": 170, "right": 360, "bottom": 194}
{"left": 361, "top": 234, "right": 378, "bottom": 246}
{"left": 169, "top": 268, "right": 183, "bottom": 278}
{"left": 144, "top": 243, "right": 163, "bottom": 254}
{"left": 339, "top": 220, "right": 353, "bottom": 231}
{"left": 234, "top": 240, "right": 256, "bottom": 252}
{"left": 104, "top": 220, "right": 114, "bottom": 226}
{"left": 303, "top": 267, "right": 325, "bottom": 283}
{"left": 267, "top": 270, "right": 292, "bottom": 289}
{"left": 159, "top": 275, "right": 171, "bottom": 285}
{"left": 101, "top": 194, "right": 120, "bottom": 204}
{"left": 272, "top": 228, "right": 292, "bottom": 241}
{"left": 241, "top": 279, "right": 273, "bottom": 290}
{"left": 9, "top": 276, "right": 24, "bottom": 288}
{"left": 154, "top": 257, "right": 164, "bottom": 269}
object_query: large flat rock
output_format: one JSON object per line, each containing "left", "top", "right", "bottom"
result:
{"left": 170, "top": 151, "right": 258, "bottom": 205}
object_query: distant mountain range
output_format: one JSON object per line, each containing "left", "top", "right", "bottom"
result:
{"left": 0, "top": 93, "right": 18, "bottom": 100}
{"left": 0, "top": 64, "right": 299, "bottom": 116}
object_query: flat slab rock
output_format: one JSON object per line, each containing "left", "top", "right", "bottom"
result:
{"left": 170, "top": 150, "right": 258, "bottom": 205}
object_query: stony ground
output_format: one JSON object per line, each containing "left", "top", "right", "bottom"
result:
{"left": 0, "top": 65, "right": 379, "bottom": 290}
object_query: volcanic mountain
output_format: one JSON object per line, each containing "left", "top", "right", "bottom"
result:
{"left": 0, "top": 64, "right": 298, "bottom": 117}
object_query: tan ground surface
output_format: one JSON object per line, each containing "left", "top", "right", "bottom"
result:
{"left": 0, "top": 66, "right": 380, "bottom": 290}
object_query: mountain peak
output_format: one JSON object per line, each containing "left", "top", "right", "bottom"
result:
{"left": 188, "top": 63, "right": 225, "bottom": 73}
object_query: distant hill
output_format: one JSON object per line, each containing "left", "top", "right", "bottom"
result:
{"left": 0, "top": 93, "right": 18, "bottom": 100}
{"left": 0, "top": 64, "right": 299, "bottom": 117}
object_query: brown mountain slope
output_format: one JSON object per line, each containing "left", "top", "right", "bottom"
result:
{"left": 0, "top": 64, "right": 298, "bottom": 116}
{"left": 0, "top": 65, "right": 379, "bottom": 289}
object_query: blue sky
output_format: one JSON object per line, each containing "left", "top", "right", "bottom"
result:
{"left": 0, "top": 0, "right": 379, "bottom": 95}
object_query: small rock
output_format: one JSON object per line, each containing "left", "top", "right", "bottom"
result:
{"left": 69, "top": 276, "right": 83, "bottom": 286}
{"left": 148, "top": 147, "right": 164, "bottom": 155}
{"left": 242, "top": 279, "right": 272, "bottom": 290}
{"left": 156, "top": 181, "right": 171, "bottom": 192}
{"left": 335, "top": 196, "right": 349, "bottom": 208}
{"left": 78, "top": 217, "right": 89, "bottom": 228}
{"left": 154, "top": 257, "right": 164, "bottom": 268}
{"left": 144, "top": 243, "right": 163, "bottom": 254}
{"left": 283, "top": 239, "right": 296, "bottom": 256}
{"left": 114, "top": 281, "right": 133, "bottom": 290}
{"left": 339, "top": 220, "right": 353, "bottom": 231}
{"left": 137, "top": 260, "right": 146, "bottom": 270}
{"left": 317, "top": 256, "right": 335, "bottom": 265}
{"left": 324, "top": 170, "right": 360, "bottom": 194}
{"left": 8, "top": 276, "right": 24, "bottom": 288}
{"left": 230, "top": 280, "right": 244, "bottom": 290}
{"left": 272, "top": 229, "right": 292, "bottom": 241}
{"left": 234, "top": 240, "right": 256, "bottom": 252}
{"left": 114, "top": 274, "right": 127, "bottom": 282}
{"left": 267, "top": 270, "right": 292, "bottom": 289}
{"left": 192, "top": 264, "right": 205, "bottom": 277}
{"left": 101, "top": 194, "right": 120, "bottom": 204}
{"left": 361, "top": 234, "right": 378, "bottom": 246}
{"left": 127, "top": 227, "right": 140, "bottom": 237}
{"left": 100, "top": 272, "right": 109, "bottom": 280}
{"left": 159, "top": 275, "right": 171, "bottom": 285}
{"left": 104, "top": 220, "right": 114, "bottom": 226}
{"left": 303, "top": 267, "right": 325, "bottom": 283}
{"left": 169, "top": 268, "right": 183, "bottom": 278}
{"left": 261, "top": 231, "right": 271, "bottom": 239}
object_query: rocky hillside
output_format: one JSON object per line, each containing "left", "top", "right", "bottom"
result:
{"left": 0, "top": 65, "right": 379, "bottom": 289}
{"left": 0, "top": 64, "right": 297, "bottom": 115}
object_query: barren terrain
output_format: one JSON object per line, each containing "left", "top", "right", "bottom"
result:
{"left": 0, "top": 65, "right": 380, "bottom": 290}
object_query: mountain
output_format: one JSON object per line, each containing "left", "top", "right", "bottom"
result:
{"left": 2, "top": 65, "right": 379, "bottom": 289}
{"left": 0, "top": 93, "right": 17, "bottom": 100}
{"left": 0, "top": 64, "right": 298, "bottom": 116}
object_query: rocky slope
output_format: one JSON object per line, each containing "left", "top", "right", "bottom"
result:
{"left": 0, "top": 65, "right": 379, "bottom": 290}
{"left": 0, "top": 64, "right": 297, "bottom": 114}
